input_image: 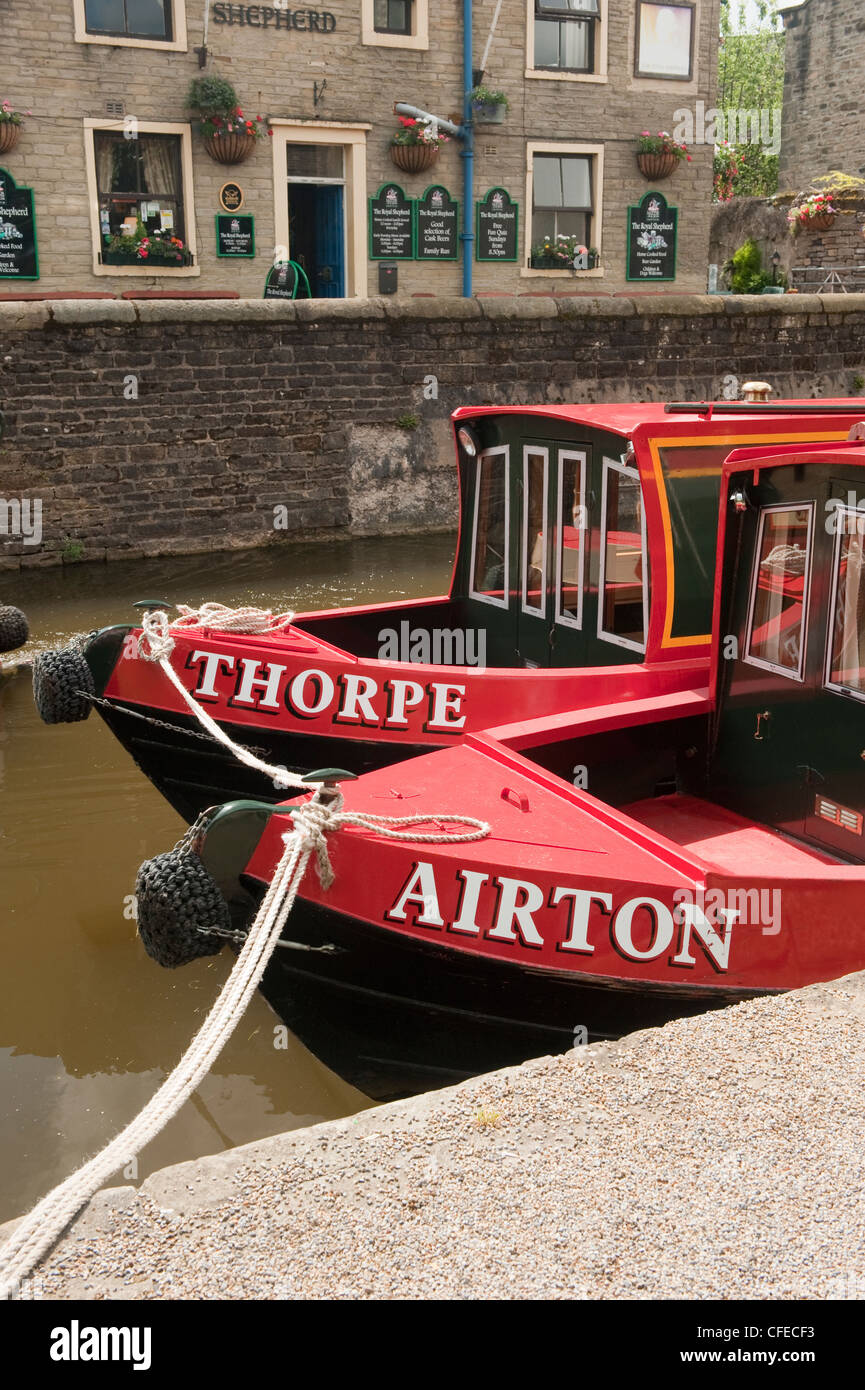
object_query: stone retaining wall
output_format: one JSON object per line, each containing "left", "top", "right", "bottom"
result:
{"left": 2, "top": 294, "right": 865, "bottom": 570}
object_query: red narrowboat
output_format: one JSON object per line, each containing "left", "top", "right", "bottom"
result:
{"left": 34, "top": 399, "right": 865, "bottom": 822}
{"left": 140, "top": 434, "right": 865, "bottom": 1098}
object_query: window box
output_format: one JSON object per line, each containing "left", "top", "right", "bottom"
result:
{"left": 101, "top": 248, "right": 192, "bottom": 267}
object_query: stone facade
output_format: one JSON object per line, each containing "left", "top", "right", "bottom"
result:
{"left": 779, "top": 0, "right": 865, "bottom": 193}
{"left": 1, "top": 1, "right": 719, "bottom": 298}
{"left": 2, "top": 293, "right": 865, "bottom": 570}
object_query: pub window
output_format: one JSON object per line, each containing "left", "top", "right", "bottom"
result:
{"left": 826, "top": 515, "right": 865, "bottom": 700}
{"left": 84, "top": 0, "right": 173, "bottom": 40}
{"left": 470, "top": 447, "right": 509, "bottom": 609}
{"left": 95, "top": 131, "right": 186, "bottom": 248}
{"left": 375, "top": 0, "right": 412, "bottom": 34}
{"left": 534, "top": 0, "right": 600, "bottom": 73}
{"left": 598, "top": 459, "right": 647, "bottom": 652}
{"left": 745, "top": 504, "right": 814, "bottom": 680}
{"left": 530, "top": 153, "right": 593, "bottom": 265}
{"left": 555, "top": 450, "right": 587, "bottom": 629}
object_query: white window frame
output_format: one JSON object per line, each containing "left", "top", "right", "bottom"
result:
{"left": 271, "top": 121, "right": 370, "bottom": 299}
{"left": 597, "top": 456, "right": 648, "bottom": 654}
{"left": 523, "top": 141, "right": 604, "bottom": 280}
{"left": 824, "top": 506, "right": 865, "bottom": 703}
{"left": 73, "top": 0, "right": 187, "bottom": 51}
{"left": 84, "top": 119, "right": 199, "bottom": 277}
{"left": 469, "top": 446, "right": 510, "bottom": 611}
{"left": 526, "top": 0, "right": 608, "bottom": 82}
{"left": 743, "top": 502, "right": 815, "bottom": 683}
{"left": 555, "top": 449, "right": 588, "bottom": 631}
{"left": 362, "top": 0, "right": 429, "bottom": 49}
{"left": 522, "top": 446, "right": 550, "bottom": 617}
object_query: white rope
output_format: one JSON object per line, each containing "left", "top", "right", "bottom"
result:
{"left": 137, "top": 608, "right": 310, "bottom": 791}
{"left": 171, "top": 602, "right": 295, "bottom": 634}
{"left": 0, "top": 790, "right": 490, "bottom": 1299}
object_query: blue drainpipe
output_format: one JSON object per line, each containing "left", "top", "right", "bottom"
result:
{"left": 461, "top": 0, "right": 474, "bottom": 298}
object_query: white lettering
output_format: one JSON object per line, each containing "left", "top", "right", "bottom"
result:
{"left": 338, "top": 673, "right": 379, "bottom": 723}
{"left": 190, "top": 649, "right": 235, "bottom": 698}
{"left": 233, "top": 657, "right": 286, "bottom": 710}
{"left": 387, "top": 862, "right": 444, "bottom": 926}
{"left": 288, "top": 668, "right": 334, "bottom": 716}
{"left": 552, "top": 887, "right": 612, "bottom": 954}
{"left": 488, "top": 877, "right": 545, "bottom": 946}
{"left": 451, "top": 869, "right": 489, "bottom": 934}
{"left": 386, "top": 678, "right": 424, "bottom": 727}
{"left": 612, "top": 896, "right": 675, "bottom": 961}
{"left": 428, "top": 682, "right": 466, "bottom": 730}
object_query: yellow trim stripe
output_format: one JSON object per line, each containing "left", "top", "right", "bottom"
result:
{"left": 648, "top": 430, "right": 851, "bottom": 649}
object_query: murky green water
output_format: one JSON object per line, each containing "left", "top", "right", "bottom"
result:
{"left": 0, "top": 535, "right": 455, "bottom": 1222}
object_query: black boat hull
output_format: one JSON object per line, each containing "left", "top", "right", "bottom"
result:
{"left": 252, "top": 896, "right": 765, "bottom": 1101}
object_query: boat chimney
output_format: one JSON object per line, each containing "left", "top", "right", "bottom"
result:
{"left": 741, "top": 380, "right": 774, "bottom": 404}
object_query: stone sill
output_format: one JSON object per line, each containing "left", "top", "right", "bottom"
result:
{"left": 2, "top": 292, "right": 865, "bottom": 330}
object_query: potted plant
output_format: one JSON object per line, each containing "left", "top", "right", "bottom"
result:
{"left": 187, "top": 76, "right": 270, "bottom": 165}
{"left": 587, "top": 246, "right": 600, "bottom": 269}
{"left": 0, "top": 99, "right": 31, "bottom": 155}
{"left": 530, "top": 234, "right": 591, "bottom": 270}
{"left": 102, "top": 219, "right": 191, "bottom": 267}
{"left": 787, "top": 191, "right": 838, "bottom": 234}
{"left": 636, "top": 130, "right": 691, "bottom": 180}
{"left": 469, "top": 86, "right": 508, "bottom": 125}
{"left": 389, "top": 116, "right": 449, "bottom": 174}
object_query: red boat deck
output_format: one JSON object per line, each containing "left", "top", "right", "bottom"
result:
{"left": 622, "top": 794, "right": 839, "bottom": 873}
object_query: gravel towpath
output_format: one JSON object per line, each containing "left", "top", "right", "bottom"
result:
{"left": 4, "top": 971, "right": 865, "bottom": 1300}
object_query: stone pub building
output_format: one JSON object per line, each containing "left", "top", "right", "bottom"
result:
{"left": 2, "top": 2, "right": 718, "bottom": 298}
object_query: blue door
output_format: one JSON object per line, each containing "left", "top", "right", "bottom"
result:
{"left": 314, "top": 185, "right": 345, "bottom": 298}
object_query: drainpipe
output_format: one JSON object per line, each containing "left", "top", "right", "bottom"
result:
{"left": 461, "top": 0, "right": 474, "bottom": 298}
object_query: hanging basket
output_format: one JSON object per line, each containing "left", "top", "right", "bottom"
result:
{"left": 805, "top": 213, "right": 836, "bottom": 232}
{"left": 203, "top": 133, "right": 257, "bottom": 166}
{"left": 0, "top": 123, "right": 21, "bottom": 155}
{"left": 389, "top": 142, "right": 439, "bottom": 175}
{"left": 471, "top": 102, "right": 507, "bottom": 126}
{"left": 636, "top": 152, "right": 679, "bottom": 180}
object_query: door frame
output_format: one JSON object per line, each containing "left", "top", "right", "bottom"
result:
{"left": 271, "top": 120, "right": 370, "bottom": 298}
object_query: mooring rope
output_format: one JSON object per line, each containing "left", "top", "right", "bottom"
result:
{"left": 0, "top": 788, "right": 489, "bottom": 1300}
{"left": 137, "top": 607, "right": 309, "bottom": 791}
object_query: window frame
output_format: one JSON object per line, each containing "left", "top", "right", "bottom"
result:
{"left": 362, "top": 0, "right": 428, "bottom": 49}
{"left": 73, "top": 0, "right": 187, "bottom": 51}
{"left": 597, "top": 456, "right": 649, "bottom": 654}
{"left": 743, "top": 501, "right": 815, "bottom": 684}
{"left": 524, "top": 141, "right": 604, "bottom": 278}
{"left": 374, "top": 0, "right": 412, "bottom": 35}
{"left": 526, "top": 0, "right": 608, "bottom": 82}
{"left": 555, "top": 449, "right": 588, "bottom": 632}
{"left": 824, "top": 506, "right": 865, "bottom": 703}
{"left": 522, "top": 445, "right": 550, "bottom": 617}
{"left": 84, "top": 120, "right": 199, "bottom": 277}
{"left": 533, "top": 0, "right": 598, "bottom": 75}
{"left": 469, "top": 446, "right": 511, "bottom": 611}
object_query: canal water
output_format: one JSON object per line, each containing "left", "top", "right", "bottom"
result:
{"left": 0, "top": 534, "right": 455, "bottom": 1223}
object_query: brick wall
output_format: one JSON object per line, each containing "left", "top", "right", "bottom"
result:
{"left": 3, "top": 293, "right": 865, "bottom": 571}
{"left": 779, "top": 0, "right": 865, "bottom": 192}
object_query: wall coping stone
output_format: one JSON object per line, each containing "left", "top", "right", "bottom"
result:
{"left": 0, "top": 295, "right": 864, "bottom": 332}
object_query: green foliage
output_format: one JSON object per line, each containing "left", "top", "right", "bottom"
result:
{"left": 186, "top": 75, "right": 239, "bottom": 115}
{"left": 810, "top": 171, "right": 865, "bottom": 199}
{"left": 727, "top": 238, "right": 777, "bottom": 294}
{"left": 469, "top": 86, "right": 508, "bottom": 109}
{"left": 716, "top": 2, "right": 784, "bottom": 199}
{"left": 396, "top": 413, "right": 420, "bottom": 430}
{"left": 61, "top": 540, "right": 85, "bottom": 563}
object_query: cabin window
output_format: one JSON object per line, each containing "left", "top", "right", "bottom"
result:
{"left": 522, "top": 448, "right": 549, "bottom": 614}
{"left": 555, "top": 450, "right": 587, "bottom": 628}
{"left": 598, "top": 458, "right": 647, "bottom": 652}
{"left": 826, "top": 512, "right": 865, "bottom": 699}
{"left": 470, "top": 447, "right": 509, "bottom": 608}
{"left": 745, "top": 503, "right": 814, "bottom": 680}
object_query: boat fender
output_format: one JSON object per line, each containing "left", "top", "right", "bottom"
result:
{"left": 135, "top": 849, "right": 230, "bottom": 969}
{"left": 0, "top": 605, "right": 29, "bottom": 655}
{"left": 32, "top": 643, "right": 95, "bottom": 723}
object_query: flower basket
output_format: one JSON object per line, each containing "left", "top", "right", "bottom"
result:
{"left": 806, "top": 213, "right": 836, "bottom": 232}
{"left": 637, "top": 152, "right": 679, "bottom": 180}
{"left": 390, "top": 142, "right": 439, "bottom": 174}
{"left": 0, "top": 123, "right": 20, "bottom": 155}
{"left": 203, "top": 133, "right": 257, "bottom": 165}
{"left": 472, "top": 101, "right": 506, "bottom": 125}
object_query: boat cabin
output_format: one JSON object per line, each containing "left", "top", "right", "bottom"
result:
{"left": 296, "top": 402, "right": 865, "bottom": 672}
